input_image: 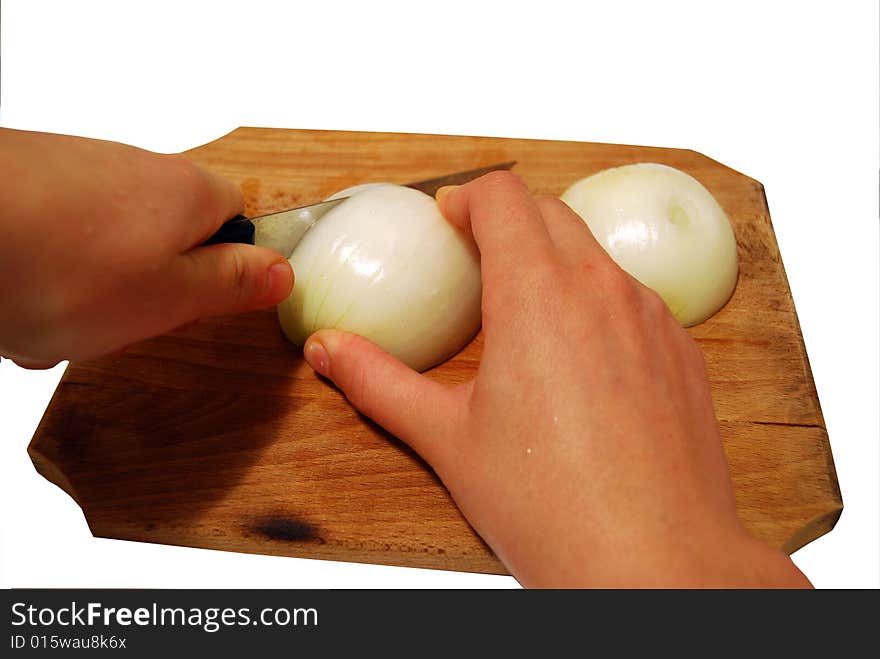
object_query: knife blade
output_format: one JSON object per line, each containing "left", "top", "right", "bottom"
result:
{"left": 202, "top": 160, "right": 516, "bottom": 248}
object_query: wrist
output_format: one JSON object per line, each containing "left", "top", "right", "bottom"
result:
{"left": 730, "top": 534, "right": 812, "bottom": 589}
{"left": 511, "top": 526, "right": 812, "bottom": 589}
{"left": 664, "top": 528, "right": 812, "bottom": 589}
{"left": 604, "top": 528, "right": 812, "bottom": 589}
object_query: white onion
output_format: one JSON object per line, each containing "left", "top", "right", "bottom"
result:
{"left": 325, "top": 182, "right": 391, "bottom": 200}
{"left": 277, "top": 184, "right": 482, "bottom": 372}
{"left": 560, "top": 163, "right": 738, "bottom": 326}
{"left": 255, "top": 183, "right": 392, "bottom": 256}
{"left": 254, "top": 205, "right": 326, "bottom": 257}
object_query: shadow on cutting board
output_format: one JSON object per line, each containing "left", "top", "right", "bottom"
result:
{"left": 28, "top": 309, "right": 310, "bottom": 538}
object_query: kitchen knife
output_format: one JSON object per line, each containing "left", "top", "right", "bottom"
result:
{"left": 202, "top": 161, "right": 516, "bottom": 247}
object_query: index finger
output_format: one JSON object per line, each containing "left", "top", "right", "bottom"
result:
{"left": 170, "top": 154, "right": 245, "bottom": 247}
{"left": 436, "top": 171, "right": 555, "bottom": 282}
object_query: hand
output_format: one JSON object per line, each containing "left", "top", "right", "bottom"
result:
{"left": 0, "top": 129, "right": 293, "bottom": 368}
{"left": 301, "top": 171, "right": 811, "bottom": 588}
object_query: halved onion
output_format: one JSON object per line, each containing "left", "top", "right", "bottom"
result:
{"left": 277, "top": 184, "right": 482, "bottom": 372}
{"left": 561, "top": 163, "right": 738, "bottom": 326}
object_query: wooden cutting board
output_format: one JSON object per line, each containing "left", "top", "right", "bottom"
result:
{"left": 28, "top": 127, "right": 842, "bottom": 575}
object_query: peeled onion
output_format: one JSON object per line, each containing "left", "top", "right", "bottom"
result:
{"left": 255, "top": 205, "right": 326, "bottom": 256}
{"left": 256, "top": 183, "right": 393, "bottom": 257}
{"left": 325, "top": 182, "right": 391, "bottom": 200}
{"left": 561, "top": 163, "right": 738, "bottom": 326}
{"left": 277, "top": 184, "right": 482, "bottom": 372}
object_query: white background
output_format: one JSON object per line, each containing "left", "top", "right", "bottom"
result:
{"left": 1, "top": 0, "right": 877, "bottom": 589}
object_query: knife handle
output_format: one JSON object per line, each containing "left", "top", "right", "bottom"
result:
{"left": 202, "top": 215, "right": 255, "bottom": 246}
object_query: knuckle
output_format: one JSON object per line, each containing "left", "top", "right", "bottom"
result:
{"left": 478, "top": 169, "right": 524, "bottom": 190}
{"left": 227, "top": 249, "right": 258, "bottom": 307}
{"left": 534, "top": 195, "right": 568, "bottom": 214}
{"left": 596, "top": 261, "right": 639, "bottom": 300}
{"left": 168, "top": 152, "right": 199, "bottom": 175}
{"left": 165, "top": 153, "right": 200, "bottom": 186}
{"left": 347, "top": 366, "right": 370, "bottom": 412}
{"left": 336, "top": 335, "right": 372, "bottom": 409}
{"left": 168, "top": 154, "right": 214, "bottom": 207}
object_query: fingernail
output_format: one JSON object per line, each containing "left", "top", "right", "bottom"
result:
{"left": 265, "top": 261, "right": 294, "bottom": 303}
{"left": 304, "top": 339, "right": 330, "bottom": 377}
{"left": 435, "top": 185, "right": 460, "bottom": 210}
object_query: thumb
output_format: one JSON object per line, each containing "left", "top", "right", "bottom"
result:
{"left": 175, "top": 243, "right": 294, "bottom": 319}
{"left": 303, "top": 329, "right": 463, "bottom": 469}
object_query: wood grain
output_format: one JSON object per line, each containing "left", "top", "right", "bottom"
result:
{"left": 28, "top": 127, "right": 842, "bottom": 574}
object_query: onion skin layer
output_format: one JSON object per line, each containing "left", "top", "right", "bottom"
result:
{"left": 561, "top": 163, "right": 739, "bottom": 326}
{"left": 254, "top": 184, "right": 393, "bottom": 257}
{"left": 277, "top": 184, "right": 482, "bottom": 372}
